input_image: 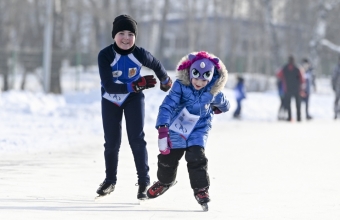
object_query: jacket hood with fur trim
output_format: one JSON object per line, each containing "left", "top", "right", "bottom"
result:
{"left": 175, "top": 51, "right": 228, "bottom": 96}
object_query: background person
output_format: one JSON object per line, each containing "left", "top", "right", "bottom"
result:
{"left": 276, "top": 55, "right": 304, "bottom": 122}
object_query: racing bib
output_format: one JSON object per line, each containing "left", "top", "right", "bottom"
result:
{"left": 102, "top": 92, "right": 129, "bottom": 106}
{"left": 169, "top": 107, "right": 200, "bottom": 139}
{"left": 102, "top": 80, "right": 129, "bottom": 106}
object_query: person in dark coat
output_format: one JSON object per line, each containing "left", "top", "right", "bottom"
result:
{"left": 331, "top": 56, "right": 340, "bottom": 119}
{"left": 276, "top": 55, "right": 304, "bottom": 122}
{"left": 96, "top": 14, "right": 172, "bottom": 200}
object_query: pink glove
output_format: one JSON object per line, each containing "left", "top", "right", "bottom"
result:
{"left": 212, "top": 106, "right": 222, "bottom": 114}
{"left": 158, "top": 126, "right": 172, "bottom": 155}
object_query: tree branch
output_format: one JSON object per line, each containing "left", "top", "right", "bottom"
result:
{"left": 321, "top": 39, "right": 340, "bottom": 53}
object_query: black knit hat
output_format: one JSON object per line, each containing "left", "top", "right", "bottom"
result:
{"left": 111, "top": 15, "right": 138, "bottom": 39}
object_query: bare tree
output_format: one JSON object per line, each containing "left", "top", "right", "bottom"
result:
{"left": 309, "top": 0, "right": 340, "bottom": 74}
{"left": 321, "top": 39, "right": 340, "bottom": 53}
{"left": 213, "top": 0, "right": 234, "bottom": 62}
{"left": 262, "top": 0, "right": 281, "bottom": 72}
{"left": 156, "top": 0, "right": 170, "bottom": 62}
{"left": 196, "top": 0, "right": 210, "bottom": 51}
{"left": 185, "top": 0, "right": 199, "bottom": 52}
{"left": 147, "top": 0, "right": 160, "bottom": 53}
{"left": 3, "top": 0, "right": 340, "bottom": 92}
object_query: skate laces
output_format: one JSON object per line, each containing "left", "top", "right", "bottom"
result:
{"left": 150, "top": 181, "right": 164, "bottom": 191}
{"left": 149, "top": 181, "right": 170, "bottom": 195}
{"left": 97, "top": 182, "right": 106, "bottom": 190}
{"left": 195, "top": 188, "right": 209, "bottom": 199}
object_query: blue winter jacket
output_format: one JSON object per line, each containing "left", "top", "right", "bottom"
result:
{"left": 156, "top": 52, "right": 230, "bottom": 149}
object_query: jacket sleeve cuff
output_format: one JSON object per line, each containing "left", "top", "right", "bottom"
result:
{"left": 161, "top": 76, "right": 169, "bottom": 85}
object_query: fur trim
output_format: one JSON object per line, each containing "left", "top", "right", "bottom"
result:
{"left": 175, "top": 51, "right": 228, "bottom": 96}
{"left": 177, "top": 51, "right": 220, "bottom": 70}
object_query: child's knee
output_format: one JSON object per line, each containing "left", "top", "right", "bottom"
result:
{"left": 185, "top": 146, "right": 207, "bottom": 164}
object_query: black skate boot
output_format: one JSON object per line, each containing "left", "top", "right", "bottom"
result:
{"left": 136, "top": 184, "right": 148, "bottom": 200}
{"left": 194, "top": 187, "right": 210, "bottom": 211}
{"left": 95, "top": 181, "right": 115, "bottom": 200}
{"left": 146, "top": 181, "right": 177, "bottom": 199}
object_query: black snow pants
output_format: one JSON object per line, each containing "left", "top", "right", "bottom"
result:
{"left": 157, "top": 145, "right": 209, "bottom": 189}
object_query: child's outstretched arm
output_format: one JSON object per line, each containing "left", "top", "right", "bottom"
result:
{"left": 156, "top": 80, "right": 182, "bottom": 127}
{"left": 158, "top": 125, "right": 172, "bottom": 155}
{"left": 210, "top": 92, "right": 230, "bottom": 114}
{"left": 155, "top": 81, "right": 182, "bottom": 155}
{"left": 135, "top": 47, "right": 172, "bottom": 92}
{"left": 127, "top": 75, "right": 157, "bottom": 92}
{"left": 160, "top": 76, "right": 172, "bottom": 92}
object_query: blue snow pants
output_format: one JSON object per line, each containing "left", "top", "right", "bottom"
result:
{"left": 101, "top": 92, "right": 150, "bottom": 186}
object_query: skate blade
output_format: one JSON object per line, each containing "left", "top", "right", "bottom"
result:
{"left": 94, "top": 195, "right": 108, "bottom": 201}
{"left": 200, "top": 203, "right": 208, "bottom": 212}
{"left": 138, "top": 197, "right": 151, "bottom": 205}
{"left": 137, "top": 197, "right": 149, "bottom": 203}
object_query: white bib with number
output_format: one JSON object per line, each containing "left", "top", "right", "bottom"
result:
{"left": 169, "top": 107, "right": 200, "bottom": 139}
{"left": 102, "top": 80, "right": 129, "bottom": 106}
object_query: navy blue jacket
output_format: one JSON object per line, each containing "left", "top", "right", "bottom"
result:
{"left": 98, "top": 44, "right": 168, "bottom": 95}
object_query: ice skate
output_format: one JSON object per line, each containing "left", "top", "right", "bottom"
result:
{"left": 194, "top": 187, "right": 210, "bottom": 211}
{"left": 136, "top": 184, "right": 148, "bottom": 200}
{"left": 95, "top": 181, "right": 115, "bottom": 201}
{"left": 146, "top": 181, "right": 177, "bottom": 199}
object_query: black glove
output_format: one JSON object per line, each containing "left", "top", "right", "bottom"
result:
{"left": 160, "top": 76, "right": 172, "bottom": 92}
{"left": 131, "top": 75, "right": 157, "bottom": 92}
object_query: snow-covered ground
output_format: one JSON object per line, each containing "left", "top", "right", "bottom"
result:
{"left": 0, "top": 70, "right": 339, "bottom": 219}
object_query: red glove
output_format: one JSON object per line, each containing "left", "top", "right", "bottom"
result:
{"left": 131, "top": 75, "right": 156, "bottom": 92}
{"left": 212, "top": 106, "right": 222, "bottom": 114}
{"left": 158, "top": 126, "right": 172, "bottom": 155}
{"left": 160, "top": 77, "right": 172, "bottom": 92}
